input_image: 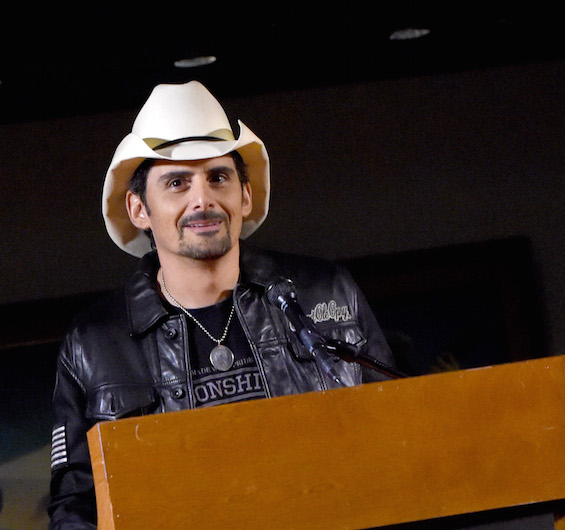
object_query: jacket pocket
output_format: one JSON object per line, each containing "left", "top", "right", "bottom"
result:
{"left": 312, "top": 321, "right": 368, "bottom": 349}
{"left": 86, "top": 384, "right": 159, "bottom": 421}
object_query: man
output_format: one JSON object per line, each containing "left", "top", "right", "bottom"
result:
{"left": 48, "top": 81, "right": 396, "bottom": 527}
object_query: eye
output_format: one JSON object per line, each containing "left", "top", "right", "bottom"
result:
{"left": 209, "top": 171, "right": 230, "bottom": 184}
{"left": 167, "top": 176, "right": 189, "bottom": 190}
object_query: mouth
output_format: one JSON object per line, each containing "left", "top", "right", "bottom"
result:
{"left": 186, "top": 220, "right": 221, "bottom": 229}
{"left": 185, "top": 221, "right": 221, "bottom": 233}
{"left": 179, "top": 213, "right": 226, "bottom": 234}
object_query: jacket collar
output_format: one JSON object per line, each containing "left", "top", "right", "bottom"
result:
{"left": 126, "top": 251, "right": 169, "bottom": 336}
{"left": 239, "top": 242, "right": 285, "bottom": 288}
{"left": 126, "top": 243, "right": 283, "bottom": 336}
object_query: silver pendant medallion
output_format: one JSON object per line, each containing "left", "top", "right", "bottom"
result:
{"left": 209, "top": 344, "right": 235, "bottom": 372}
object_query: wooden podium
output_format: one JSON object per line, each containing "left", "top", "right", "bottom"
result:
{"left": 87, "top": 355, "right": 565, "bottom": 529}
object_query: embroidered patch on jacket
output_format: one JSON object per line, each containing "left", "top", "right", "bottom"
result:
{"left": 307, "top": 300, "right": 352, "bottom": 324}
{"left": 51, "top": 424, "right": 68, "bottom": 469}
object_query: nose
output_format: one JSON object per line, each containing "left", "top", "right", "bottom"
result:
{"left": 189, "top": 176, "right": 215, "bottom": 211}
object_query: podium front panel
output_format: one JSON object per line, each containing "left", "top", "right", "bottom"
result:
{"left": 88, "top": 355, "right": 565, "bottom": 529}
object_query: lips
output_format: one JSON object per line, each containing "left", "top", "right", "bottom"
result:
{"left": 179, "top": 212, "right": 226, "bottom": 233}
{"left": 186, "top": 220, "right": 221, "bottom": 229}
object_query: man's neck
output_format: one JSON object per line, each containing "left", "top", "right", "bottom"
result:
{"left": 157, "top": 246, "right": 240, "bottom": 309}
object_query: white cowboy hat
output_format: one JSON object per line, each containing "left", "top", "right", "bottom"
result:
{"left": 102, "top": 81, "right": 270, "bottom": 257}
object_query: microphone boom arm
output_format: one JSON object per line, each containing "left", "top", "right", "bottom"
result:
{"left": 317, "top": 338, "right": 407, "bottom": 379}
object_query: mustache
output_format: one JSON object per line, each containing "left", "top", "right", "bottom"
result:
{"left": 178, "top": 211, "right": 228, "bottom": 228}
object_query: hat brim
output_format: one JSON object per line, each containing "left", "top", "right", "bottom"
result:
{"left": 102, "top": 120, "right": 269, "bottom": 257}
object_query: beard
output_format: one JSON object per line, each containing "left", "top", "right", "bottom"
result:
{"left": 177, "top": 211, "right": 233, "bottom": 260}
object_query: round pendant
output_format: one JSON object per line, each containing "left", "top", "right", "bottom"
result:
{"left": 209, "top": 344, "right": 235, "bottom": 372}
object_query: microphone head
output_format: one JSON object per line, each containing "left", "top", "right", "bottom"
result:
{"left": 266, "top": 277, "right": 297, "bottom": 309}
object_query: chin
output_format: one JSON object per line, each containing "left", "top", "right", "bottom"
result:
{"left": 179, "top": 235, "right": 234, "bottom": 260}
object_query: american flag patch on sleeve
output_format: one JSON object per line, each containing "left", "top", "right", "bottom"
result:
{"left": 51, "top": 424, "right": 68, "bottom": 469}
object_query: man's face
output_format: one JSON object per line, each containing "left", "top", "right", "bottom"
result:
{"left": 127, "top": 156, "right": 252, "bottom": 261}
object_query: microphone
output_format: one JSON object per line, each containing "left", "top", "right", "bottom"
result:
{"left": 266, "top": 278, "right": 326, "bottom": 357}
{"left": 266, "top": 277, "right": 407, "bottom": 380}
{"left": 267, "top": 277, "right": 344, "bottom": 384}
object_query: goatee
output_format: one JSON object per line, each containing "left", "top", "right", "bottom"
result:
{"left": 177, "top": 211, "right": 232, "bottom": 260}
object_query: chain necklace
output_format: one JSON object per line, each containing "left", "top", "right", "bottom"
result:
{"left": 160, "top": 269, "right": 236, "bottom": 372}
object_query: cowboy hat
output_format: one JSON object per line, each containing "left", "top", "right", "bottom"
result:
{"left": 102, "top": 81, "right": 270, "bottom": 257}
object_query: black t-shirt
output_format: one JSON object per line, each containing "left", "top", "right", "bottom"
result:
{"left": 170, "top": 297, "right": 266, "bottom": 408}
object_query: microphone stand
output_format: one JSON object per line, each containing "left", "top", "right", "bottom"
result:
{"left": 310, "top": 336, "right": 408, "bottom": 380}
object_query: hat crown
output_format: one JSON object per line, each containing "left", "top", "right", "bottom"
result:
{"left": 132, "top": 81, "right": 235, "bottom": 143}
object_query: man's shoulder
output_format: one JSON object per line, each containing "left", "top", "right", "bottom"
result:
{"left": 67, "top": 288, "right": 128, "bottom": 337}
{"left": 67, "top": 251, "right": 160, "bottom": 338}
{"left": 241, "top": 244, "right": 343, "bottom": 287}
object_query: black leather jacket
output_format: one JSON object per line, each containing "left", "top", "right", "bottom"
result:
{"left": 49, "top": 245, "right": 394, "bottom": 528}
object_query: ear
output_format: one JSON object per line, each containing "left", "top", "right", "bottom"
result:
{"left": 241, "top": 182, "right": 253, "bottom": 218}
{"left": 126, "top": 190, "right": 151, "bottom": 230}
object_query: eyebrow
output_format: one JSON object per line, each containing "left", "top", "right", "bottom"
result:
{"left": 157, "top": 170, "right": 193, "bottom": 183}
{"left": 157, "top": 166, "right": 236, "bottom": 183}
{"left": 207, "top": 165, "right": 237, "bottom": 177}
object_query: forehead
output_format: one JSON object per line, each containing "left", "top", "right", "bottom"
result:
{"left": 148, "top": 155, "right": 236, "bottom": 178}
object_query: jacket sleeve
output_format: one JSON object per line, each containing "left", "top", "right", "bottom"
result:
{"left": 48, "top": 334, "right": 97, "bottom": 529}
{"left": 343, "top": 267, "right": 398, "bottom": 383}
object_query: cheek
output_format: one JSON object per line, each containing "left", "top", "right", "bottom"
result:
{"left": 146, "top": 203, "right": 183, "bottom": 236}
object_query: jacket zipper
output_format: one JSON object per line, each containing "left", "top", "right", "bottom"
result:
{"left": 177, "top": 314, "right": 196, "bottom": 409}
{"left": 312, "top": 355, "right": 329, "bottom": 391}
